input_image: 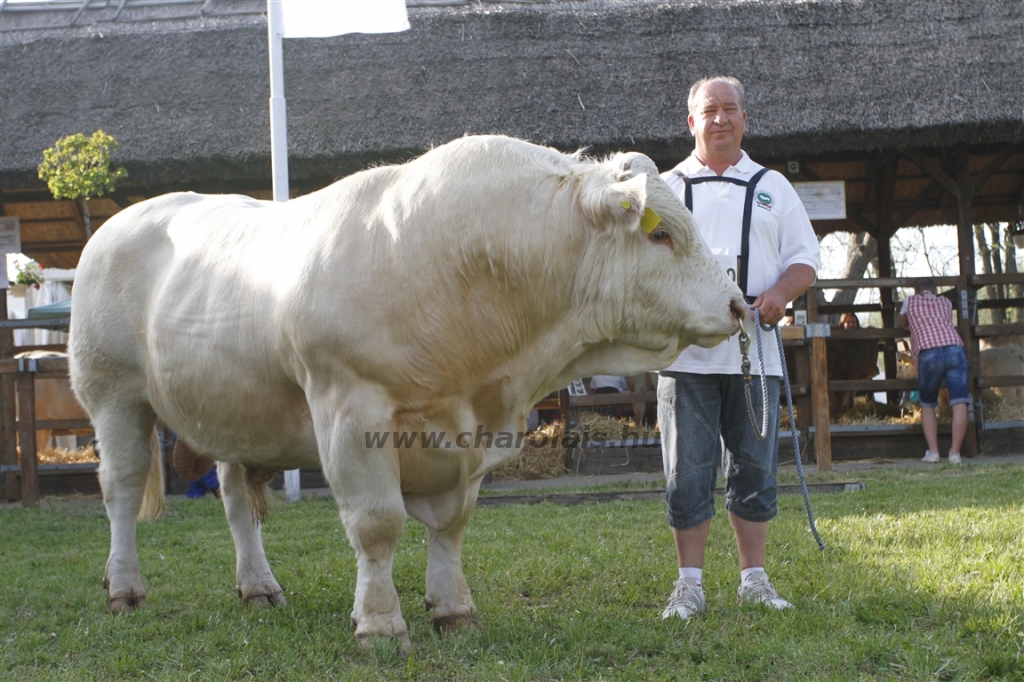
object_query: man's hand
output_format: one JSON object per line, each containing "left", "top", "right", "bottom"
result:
{"left": 750, "top": 264, "right": 817, "bottom": 327}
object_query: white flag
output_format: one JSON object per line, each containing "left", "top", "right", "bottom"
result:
{"left": 279, "top": 0, "right": 410, "bottom": 39}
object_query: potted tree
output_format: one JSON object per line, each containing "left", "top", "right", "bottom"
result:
{"left": 37, "top": 130, "right": 127, "bottom": 239}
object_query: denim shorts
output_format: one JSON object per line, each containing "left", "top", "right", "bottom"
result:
{"left": 917, "top": 345, "right": 970, "bottom": 408}
{"left": 658, "top": 372, "right": 780, "bottom": 529}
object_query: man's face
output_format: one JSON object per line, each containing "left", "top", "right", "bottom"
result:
{"left": 688, "top": 81, "right": 747, "bottom": 160}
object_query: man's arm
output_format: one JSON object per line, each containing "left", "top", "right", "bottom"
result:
{"left": 750, "top": 263, "right": 816, "bottom": 326}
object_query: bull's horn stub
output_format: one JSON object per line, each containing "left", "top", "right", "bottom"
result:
{"left": 640, "top": 207, "right": 662, "bottom": 233}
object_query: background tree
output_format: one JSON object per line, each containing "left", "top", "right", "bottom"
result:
{"left": 37, "top": 131, "right": 127, "bottom": 239}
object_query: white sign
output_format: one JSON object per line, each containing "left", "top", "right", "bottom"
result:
{"left": 567, "top": 378, "right": 588, "bottom": 397}
{"left": 793, "top": 181, "right": 847, "bottom": 221}
{"left": 0, "top": 216, "right": 21, "bottom": 289}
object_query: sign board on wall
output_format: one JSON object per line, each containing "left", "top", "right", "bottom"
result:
{"left": 0, "top": 216, "right": 21, "bottom": 289}
{"left": 793, "top": 181, "right": 847, "bottom": 220}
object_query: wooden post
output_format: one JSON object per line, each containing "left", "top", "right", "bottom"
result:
{"left": 1, "top": 291, "right": 18, "bottom": 502}
{"left": 955, "top": 143, "right": 979, "bottom": 457}
{"left": 15, "top": 365, "right": 39, "bottom": 507}
{"left": 806, "top": 292, "right": 832, "bottom": 471}
{"left": 875, "top": 155, "right": 900, "bottom": 405}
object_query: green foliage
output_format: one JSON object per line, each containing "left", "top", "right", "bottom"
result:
{"left": 37, "top": 130, "right": 127, "bottom": 201}
{"left": 1, "top": 464, "right": 1022, "bottom": 681}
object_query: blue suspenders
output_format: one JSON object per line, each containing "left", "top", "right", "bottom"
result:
{"left": 674, "top": 167, "right": 770, "bottom": 303}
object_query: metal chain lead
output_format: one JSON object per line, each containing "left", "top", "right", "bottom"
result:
{"left": 741, "top": 309, "right": 826, "bottom": 551}
{"left": 741, "top": 310, "right": 770, "bottom": 441}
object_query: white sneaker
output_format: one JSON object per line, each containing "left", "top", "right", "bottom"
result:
{"left": 948, "top": 452, "right": 962, "bottom": 464}
{"left": 662, "top": 577, "right": 706, "bottom": 620}
{"left": 922, "top": 450, "right": 940, "bottom": 463}
{"left": 737, "top": 572, "right": 793, "bottom": 610}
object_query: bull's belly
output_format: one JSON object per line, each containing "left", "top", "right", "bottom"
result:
{"left": 148, "top": 378, "right": 321, "bottom": 470}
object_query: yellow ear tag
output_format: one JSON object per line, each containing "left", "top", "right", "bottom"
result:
{"left": 640, "top": 207, "right": 662, "bottom": 233}
{"left": 620, "top": 200, "right": 632, "bottom": 210}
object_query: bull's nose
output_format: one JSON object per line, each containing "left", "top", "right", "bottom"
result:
{"left": 729, "top": 297, "right": 748, "bottom": 331}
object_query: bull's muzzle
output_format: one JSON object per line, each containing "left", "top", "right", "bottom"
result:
{"left": 729, "top": 297, "right": 749, "bottom": 334}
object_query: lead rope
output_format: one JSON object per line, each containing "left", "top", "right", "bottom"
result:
{"left": 740, "top": 309, "right": 826, "bottom": 551}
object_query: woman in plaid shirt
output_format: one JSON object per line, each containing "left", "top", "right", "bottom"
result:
{"left": 897, "top": 278, "right": 968, "bottom": 464}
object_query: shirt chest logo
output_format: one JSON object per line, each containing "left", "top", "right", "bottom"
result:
{"left": 756, "top": 191, "right": 774, "bottom": 211}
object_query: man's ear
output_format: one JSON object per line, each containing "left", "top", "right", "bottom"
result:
{"left": 579, "top": 172, "right": 647, "bottom": 232}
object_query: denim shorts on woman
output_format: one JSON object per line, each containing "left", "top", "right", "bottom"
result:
{"left": 658, "top": 372, "right": 780, "bottom": 529}
{"left": 917, "top": 345, "right": 969, "bottom": 408}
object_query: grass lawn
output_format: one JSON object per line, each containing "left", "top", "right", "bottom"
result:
{"left": 1, "top": 463, "right": 1022, "bottom": 681}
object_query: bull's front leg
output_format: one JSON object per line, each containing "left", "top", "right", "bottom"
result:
{"left": 219, "top": 462, "right": 285, "bottom": 606}
{"left": 315, "top": 408, "right": 410, "bottom": 653}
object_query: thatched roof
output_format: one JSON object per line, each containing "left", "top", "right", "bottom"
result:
{"left": 3, "top": 0, "right": 1022, "bottom": 191}
{"left": 0, "top": 1, "right": 1021, "bottom": 269}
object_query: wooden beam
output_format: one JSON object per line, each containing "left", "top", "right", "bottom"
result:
{"left": 0, "top": 291, "right": 18, "bottom": 502}
{"left": 814, "top": 276, "right": 959, "bottom": 289}
{"left": 970, "top": 145, "right": 1018, "bottom": 197}
{"left": 970, "top": 273, "right": 1024, "bottom": 287}
{"left": 902, "top": 148, "right": 960, "bottom": 199}
{"left": 806, "top": 294, "right": 831, "bottom": 471}
{"left": 21, "top": 240, "right": 87, "bottom": 253}
{"left": 955, "top": 143, "right": 979, "bottom": 457}
{"left": 15, "top": 370, "right": 39, "bottom": 507}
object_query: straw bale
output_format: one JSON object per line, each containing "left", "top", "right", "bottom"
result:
{"left": 489, "top": 412, "right": 661, "bottom": 481}
{"left": 37, "top": 444, "right": 98, "bottom": 465}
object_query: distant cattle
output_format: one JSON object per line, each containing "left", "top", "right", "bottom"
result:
{"left": 784, "top": 335, "right": 880, "bottom": 419}
{"left": 69, "top": 134, "right": 745, "bottom": 650}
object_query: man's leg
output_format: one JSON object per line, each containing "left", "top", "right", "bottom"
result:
{"left": 921, "top": 406, "right": 940, "bottom": 456}
{"left": 659, "top": 372, "right": 721, "bottom": 619}
{"left": 729, "top": 513, "right": 767, "bottom": 571}
{"left": 672, "top": 520, "right": 712, "bottom": 569}
{"left": 721, "top": 376, "right": 791, "bottom": 609}
{"left": 949, "top": 404, "right": 968, "bottom": 455}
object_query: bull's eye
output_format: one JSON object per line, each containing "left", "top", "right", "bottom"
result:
{"left": 650, "top": 229, "right": 667, "bottom": 241}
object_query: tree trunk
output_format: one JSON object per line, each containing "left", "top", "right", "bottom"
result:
{"left": 78, "top": 197, "right": 92, "bottom": 240}
{"left": 818, "top": 231, "right": 877, "bottom": 324}
{"left": 1006, "top": 222, "right": 1022, "bottom": 323}
{"left": 975, "top": 223, "right": 1001, "bottom": 325}
{"left": 987, "top": 223, "right": 1005, "bottom": 325}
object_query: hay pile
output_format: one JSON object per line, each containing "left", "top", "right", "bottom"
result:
{"left": 37, "top": 444, "right": 98, "bottom": 464}
{"left": 488, "top": 420, "right": 567, "bottom": 481}
{"left": 833, "top": 391, "right": 1024, "bottom": 425}
{"left": 488, "top": 412, "right": 660, "bottom": 481}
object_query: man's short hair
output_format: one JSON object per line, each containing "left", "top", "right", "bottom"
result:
{"left": 915, "top": 277, "right": 938, "bottom": 294}
{"left": 688, "top": 76, "right": 746, "bottom": 116}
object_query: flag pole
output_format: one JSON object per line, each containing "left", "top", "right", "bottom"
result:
{"left": 267, "top": 0, "right": 289, "bottom": 203}
{"left": 268, "top": 0, "right": 300, "bottom": 501}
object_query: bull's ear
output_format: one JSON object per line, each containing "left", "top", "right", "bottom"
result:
{"left": 581, "top": 173, "right": 648, "bottom": 231}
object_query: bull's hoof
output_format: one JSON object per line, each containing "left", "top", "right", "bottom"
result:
{"left": 239, "top": 589, "right": 286, "bottom": 607}
{"left": 432, "top": 612, "right": 480, "bottom": 633}
{"left": 108, "top": 594, "right": 145, "bottom": 612}
{"left": 355, "top": 631, "right": 412, "bottom": 656}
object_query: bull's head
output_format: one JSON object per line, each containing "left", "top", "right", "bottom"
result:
{"left": 568, "top": 151, "right": 746, "bottom": 377}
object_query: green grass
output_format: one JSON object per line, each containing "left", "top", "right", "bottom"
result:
{"left": 2, "top": 464, "right": 1022, "bottom": 681}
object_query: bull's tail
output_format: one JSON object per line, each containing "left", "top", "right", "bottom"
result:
{"left": 137, "top": 429, "right": 166, "bottom": 522}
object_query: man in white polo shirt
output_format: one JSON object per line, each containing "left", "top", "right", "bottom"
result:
{"left": 658, "top": 76, "right": 820, "bottom": 620}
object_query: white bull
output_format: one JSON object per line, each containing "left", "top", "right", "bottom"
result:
{"left": 69, "top": 135, "right": 745, "bottom": 649}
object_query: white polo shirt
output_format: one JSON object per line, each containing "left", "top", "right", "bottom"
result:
{"left": 661, "top": 151, "right": 820, "bottom": 376}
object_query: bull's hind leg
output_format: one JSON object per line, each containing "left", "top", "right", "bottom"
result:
{"left": 92, "top": 401, "right": 158, "bottom": 611}
{"left": 218, "top": 462, "right": 285, "bottom": 606}
{"left": 315, "top": 413, "right": 410, "bottom": 652}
